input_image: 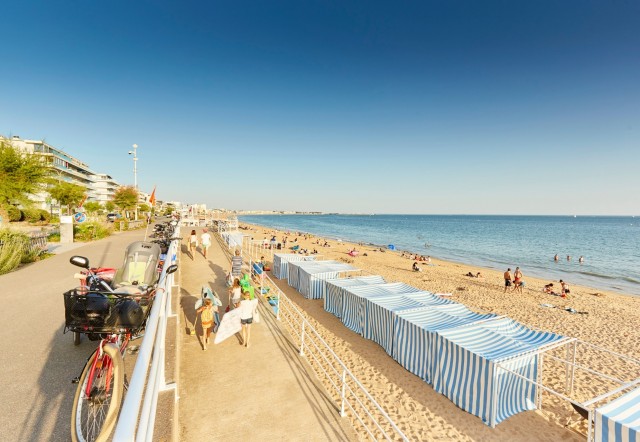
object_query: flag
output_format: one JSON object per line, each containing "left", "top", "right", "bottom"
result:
{"left": 149, "top": 186, "right": 156, "bottom": 206}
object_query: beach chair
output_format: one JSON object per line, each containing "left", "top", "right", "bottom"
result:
{"left": 112, "top": 241, "right": 162, "bottom": 288}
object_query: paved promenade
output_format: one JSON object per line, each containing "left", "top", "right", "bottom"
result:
{"left": 0, "top": 229, "right": 147, "bottom": 441}
{"left": 177, "top": 228, "right": 357, "bottom": 441}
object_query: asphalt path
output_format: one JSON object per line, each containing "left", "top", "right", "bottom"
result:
{"left": 0, "top": 229, "right": 148, "bottom": 442}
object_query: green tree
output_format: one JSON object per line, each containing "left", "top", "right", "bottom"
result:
{"left": 0, "top": 139, "right": 51, "bottom": 209}
{"left": 48, "top": 182, "right": 86, "bottom": 215}
{"left": 83, "top": 201, "right": 103, "bottom": 215}
{"left": 138, "top": 203, "right": 150, "bottom": 213}
{"left": 112, "top": 186, "right": 138, "bottom": 215}
{"left": 105, "top": 201, "right": 115, "bottom": 212}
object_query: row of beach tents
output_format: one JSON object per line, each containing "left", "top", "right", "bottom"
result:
{"left": 272, "top": 252, "right": 568, "bottom": 427}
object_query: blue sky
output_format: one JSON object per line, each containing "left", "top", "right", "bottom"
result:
{"left": 1, "top": 0, "right": 639, "bottom": 215}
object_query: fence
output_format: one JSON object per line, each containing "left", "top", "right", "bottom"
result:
{"left": 112, "top": 237, "right": 180, "bottom": 441}
{"left": 217, "top": 230, "right": 408, "bottom": 441}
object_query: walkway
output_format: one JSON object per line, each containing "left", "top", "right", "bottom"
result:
{"left": 177, "top": 228, "right": 357, "bottom": 441}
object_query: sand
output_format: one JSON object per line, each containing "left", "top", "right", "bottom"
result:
{"left": 239, "top": 222, "right": 640, "bottom": 441}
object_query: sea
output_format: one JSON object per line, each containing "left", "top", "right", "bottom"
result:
{"left": 238, "top": 214, "right": 640, "bottom": 296}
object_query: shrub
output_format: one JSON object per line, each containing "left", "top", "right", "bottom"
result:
{"left": 50, "top": 216, "right": 60, "bottom": 224}
{"left": 0, "top": 228, "right": 31, "bottom": 274}
{"left": 7, "top": 206, "right": 22, "bottom": 222}
{"left": 74, "top": 221, "right": 112, "bottom": 241}
{"left": 48, "top": 232, "right": 60, "bottom": 242}
{"left": 38, "top": 209, "right": 51, "bottom": 223}
{"left": 23, "top": 208, "right": 42, "bottom": 223}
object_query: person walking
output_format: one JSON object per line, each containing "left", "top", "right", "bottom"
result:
{"left": 228, "top": 278, "right": 242, "bottom": 309}
{"left": 231, "top": 249, "right": 243, "bottom": 279}
{"left": 196, "top": 298, "right": 214, "bottom": 350}
{"left": 504, "top": 268, "right": 512, "bottom": 293}
{"left": 200, "top": 228, "right": 212, "bottom": 259}
{"left": 239, "top": 290, "right": 259, "bottom": 348}
{"left": 513, "top": 267, "right": 524, "bottom": 293}
{"left": 188, "top": 229, "right": 198, "bottom": 258}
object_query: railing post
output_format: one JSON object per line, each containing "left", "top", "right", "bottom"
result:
{"left": 276, "top": 290, "right": 280, "bottom": 321}
{"left": 340, "top": 369, "right": 347, "bottom": 417}
{"left": 300, "top": 321, "right": 306, "bottom": 356}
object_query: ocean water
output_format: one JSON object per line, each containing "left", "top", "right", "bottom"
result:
{"left": 239, "top": 214, "right": 640, "bottom": 296}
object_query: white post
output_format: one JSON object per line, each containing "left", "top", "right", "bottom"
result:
{"left": 340, "top": 369, "right": 347, "bottom": 417}
{"left": 300, "top": 321, "right": 306, "bottom": 356}
{"left": 569, "top": 341, "right": 577, "bottom": 394}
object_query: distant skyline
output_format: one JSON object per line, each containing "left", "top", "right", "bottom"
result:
{"left": 1, "top": 1, "right": 639, "bottom": 215}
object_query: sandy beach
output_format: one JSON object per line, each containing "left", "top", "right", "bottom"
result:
{"left": 239, "top": 221, "right": 640, "bottom": 441}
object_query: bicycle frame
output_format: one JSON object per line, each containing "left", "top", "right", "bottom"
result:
{"left": 84, "top": 334, "right": 130, "bottom": 398}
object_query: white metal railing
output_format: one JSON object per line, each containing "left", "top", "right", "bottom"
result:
{"left": 112, "top": 238, "right": 180, "bottom": 441}
{"left": 218, "top": 231, "right": 407, "bottom": 441}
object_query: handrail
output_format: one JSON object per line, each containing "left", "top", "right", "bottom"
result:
{"left": 221, "top": 231, "right": 408, "bottom": 441}
{"left": 112, "top": 237, "right": 180, "bottom": 441}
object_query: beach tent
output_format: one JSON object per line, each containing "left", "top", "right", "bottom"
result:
{"left": 363, "top": 293, "right": 455, "bottom": 356}
{"left": 296, "top": 262, "right": 358, "bottom": 299}
{"left": 287, "top": 259, "right": 341, "bottom": 291}
{"left": 272, "top": 253, "right": 317, "bottom": 280}
{"left": 595, "top": 386, "right": 640, "bottom": 442}
{"left": 221, "top": 231, "right": 245, "bottom": 248}
{"left": 323, "top": 276, "right": 386, "bottom": 318}
{"left": 340, "top": 283, "right": 423, "bottom": 335}
{"left": 392, "top": 304, "right": 499, "bottom": 384}
{"left": 432, "top": 317, "right": 567, "bottom": 426}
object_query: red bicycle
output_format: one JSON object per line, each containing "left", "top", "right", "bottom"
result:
{"left": 65, "top": 254, "right": 177, "bottom": 442}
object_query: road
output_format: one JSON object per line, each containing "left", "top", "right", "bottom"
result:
{"left": 0, "top": 229, "right": 147, "bottom": 442}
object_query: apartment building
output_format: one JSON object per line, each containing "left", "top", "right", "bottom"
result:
{"left": 2, "top": 135, "right": 122, "bottom": 211}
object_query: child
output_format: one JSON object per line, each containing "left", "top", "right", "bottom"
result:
{"left": 196, "top": 298, "right": 214, "bottom": 350}
{"left": 229, "top": 278, "right": 242, "bottom": 309}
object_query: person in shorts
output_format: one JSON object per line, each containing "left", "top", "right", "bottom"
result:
{"left": 504, "top": 268, "right": 512, "bottom": 293}
{"left": 200, "top": 228, "right": 211, "bottom": 259}
{"left": 239, "top": 290, "right": 258, "bottom": 348}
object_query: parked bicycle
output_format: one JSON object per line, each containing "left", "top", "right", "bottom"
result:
{"left": 65, "top": 241, "right": 178, "bottom": 442}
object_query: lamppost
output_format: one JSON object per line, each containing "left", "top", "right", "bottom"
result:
{"left": 128, "top": 144, "right": 138, "bottom": 220}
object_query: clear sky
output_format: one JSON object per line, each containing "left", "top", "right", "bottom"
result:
{"left": 1, "top": 1, "right": 639, "bottom": 215}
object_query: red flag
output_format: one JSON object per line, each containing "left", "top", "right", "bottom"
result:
{"left": 149, "top": 186, "right": 156, "bottom": 206}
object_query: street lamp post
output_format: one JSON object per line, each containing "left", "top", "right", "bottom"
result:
{"left": 128, "top": 144, "right": 138, "bottom": 220}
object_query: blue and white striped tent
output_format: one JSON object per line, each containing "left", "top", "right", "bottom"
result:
{"left": 323, "top": 276, "right": 386, "bottom": 318}
{"left": 363, "top": 293, "right": 454, "bottom": 356}
{"left": 272, "top": 253, "right": 317, "bottom": 280}
{"left": 297, "top": 262, "right": 358, "bottom": 299}
{"left": 392, "top": 304, "right": 499, "bottom": 384}
{"left": 340, "top": 283, "right": 423, "bottom": 335}
{"left": 595, "top": 386, "right": 640, "bottom": 442}
{"left": 287, "top": 260, "right": 342, "bottom": 291}
{"left": 221, "top": 231, "right": 245, "bottom": 248}
{"left": 432, "top": 317, "right": 567, "bottom": 426}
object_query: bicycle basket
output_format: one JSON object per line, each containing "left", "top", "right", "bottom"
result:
{"left": 64, "top": 289, "right": 112, "bottom": 332}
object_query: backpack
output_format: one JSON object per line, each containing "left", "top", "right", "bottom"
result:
{"left": 201, "top": 307, "right": 213, "bottom": 325}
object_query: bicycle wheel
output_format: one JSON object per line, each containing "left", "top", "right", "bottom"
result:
{"left": 71, "top": 343, "right": 124, "bottom": 442}
{"left": 73, "top": 332, "right": 81, "bottom": 346}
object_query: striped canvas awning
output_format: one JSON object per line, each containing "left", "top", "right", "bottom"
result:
{"left": 287, "top": 260, "right": 342, "bottom": 291}
{"left": 433, "top": 317, "right": 566, "bottom": 426}
{"left": 221, "top": 232, "right": 245, "bottom": 248}
{"left": 596, "top": 386, "right": 640, "bottom": 442}
{"left": 297, "top": 262, "right": 358, "bottom": 299}
{"left": 340, "top": 283, "right": 423, "bottom": 335}
{"left": 272, "top": 253, "right": 317, "bottom": 280}
{"left": 363, "top": 295, "right": 440, "bottom": 356}
{"left": 392, "top": 304, "right": 499, "bottom": 384}
{"left": 323, "top": 276, "right": 386, "bottom": 318}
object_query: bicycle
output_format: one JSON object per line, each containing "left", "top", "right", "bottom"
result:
{"left": 65, "top": 255, "right": 177, "bottom": 442}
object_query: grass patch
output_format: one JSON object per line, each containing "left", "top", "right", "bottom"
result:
{"left": 74, "top": 221, "right": 113, "bottom": 241}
